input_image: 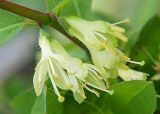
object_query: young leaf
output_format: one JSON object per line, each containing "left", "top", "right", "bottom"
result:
{"left": 0, "top": 10, "right": 25, "bottom": 45}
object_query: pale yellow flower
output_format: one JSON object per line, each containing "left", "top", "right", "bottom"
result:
{"left": 33, "top": 29, "right": 113, "bottom": 104}
{"left": 64, "top": 16, "right": 146, "bottom": 81}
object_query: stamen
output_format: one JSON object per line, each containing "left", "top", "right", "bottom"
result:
{"left": 58, "top": 96, "right": 65, "bottom": 102}
{"left": 97, "top": 75, "right": 103, "bottom": 80}
{"left": 48, "top": 68, "right": 65, "bottom": 102}
{"left": 129, "top": 60, "right": 145, "bottom": 66}
{"left": 121, "top": 55, "right": 130, "bottom": 61}
{"left": 116, "top": 49, "right": 130, "bottom": 61}
{"left": 104, "top": 42, "right": 117, "bottom": 55}
{"left": 95, "top": 32, "right": 107, "bottom": 41}
{"left": 81, "top": 81, "right": 100, "bottom": 97}
{"left": 111, "top": 26, "right": 125, "bottom": 33}
{"left": 105, "top": 80, "right": 110, "bottom": 89}
{"left": 84, "top": 63, "right": 99, "bottom": 72}
{"left": 92, "top": 89, "right": 100, "bottom": 97}
{"left": 104, "top": 89, "right": 114, "bottom": 95}
{"left": 112, "top": 32, "right": 128, "bottom": 42}
{"left": 84, "top": 86, "right": 100, "bottom": 97}
{"left": 94, "top": 32, "right": 117, "bottom": 55}
{"left": 118, "top": 63, "right": 130, "bottom": 70}
{"left": 81, "top": 81, "right": 87, "bottom": 87}
{"left": 88, "top": 68, "right": 103, "bottom": 80}
{"left": 54, "top": 62, "right": 72, "bottom": 89}
{"left": 48, "top": 58, "right": 57, "bottom": 77}
{"left": 86, "top": 82, "right": 114, "bottom": 95}
{"left": 112, "top": 18, "right": 130, "bottom": 25}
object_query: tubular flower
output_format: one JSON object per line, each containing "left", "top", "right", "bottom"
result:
{"left": 64, "top": 16, "right": 146, "bottom": 80}
{"left": 33, "top": 29, "right": 113, "bottom": 104}
{"left": 33, "top": 30, "right": 71, "bottom": 102}
{"left": 118, "top": 68, "right": 148, "bottom": 81}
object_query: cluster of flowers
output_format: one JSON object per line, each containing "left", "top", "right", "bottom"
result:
{"left": 65, "top": 16, "right": 147, "bottom": 81}
{"left": 33, "top": 17, "right": 147, "bottom": 103}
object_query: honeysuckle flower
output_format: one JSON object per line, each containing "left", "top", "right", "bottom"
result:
{"left": 64, "top": 16, "right": 131, "bottom": 79}
{"left": 118, "top": 68, "right": 148, "bottom": 81}
{"left": 64, "top": 16, "right": 147, "bottom": 81}
{"left": 64, "top": 16, "right": 129, "bottom": 49}
{"left": 33, "top": 29, "right": 113, "bottom": 104}
{"left": 50, "top": 37, "right": 114, "bottom": 103}
{"left": 89, "top": 47, "right": 130, "bottom": 79}
{"left": 33, "top": 30, "right": 72, "bottom": 102}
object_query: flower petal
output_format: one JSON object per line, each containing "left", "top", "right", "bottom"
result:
{"left": 86, "top": 70, "right": 106, "bottom": 90}
{"left": 118, "top": 68, "right": 148, "bottom": 81}
{"left": 68, "top": 74, "right": 79, "bottom": 92}
{"left": 50, "top": 58, "right": 72, "bottom": 90}
{"left": 33, "top": 59, "right": 48, "bottom": 96}
{"left": 72, "top": 81, "right": 86, "bottom": 104}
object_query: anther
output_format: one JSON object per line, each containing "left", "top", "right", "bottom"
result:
{"left": 112, "top": 18, "right": 130, "bottom": 25}
{"left": 129, "top": 60, "right": 145, "bottom": 66}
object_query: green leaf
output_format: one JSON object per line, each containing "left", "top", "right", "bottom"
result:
{"left": 104, "top": 81, "right": 156, "bottom": 114}
{"left": 130, "top": 15, "right": 160, "bottom": 74}
{"left": 45, "top": 0, "right": 56, "bottom": 12}
{"left": 31, "top": 91, "right": 46, "bottom": 114}
{"left": 31, "top": 80, "right": 64, "bottom": 114}
{"left": 10, "top": 81, "right": 156, "bottom": 114}
{"left": 59, "top": 0, "right": 92, "bottom": 19}
{"left": 0, "top": 10, "right": 25, "bottom": 45}
{"left": 10, "top": 89, "right": 36, "bottom": 114}
{"left": 46, "top": 81, "right": 64, "bottom": 114}
{"left": 63, "top": 91, "right": 100, "bottom": 114}
{"left": 11, "top": 87, "right": 63, "bottom": 114}
{"left": 3, "top": 76, "right": 29, "bottom": 100}
{"left": 154, "top": 81, "right": 160, "bottom": 111}
{"left": 53, "top": 0, "right": 70, "bottom": 15}
{"left": 63, "top": 81, "right": 156, "bottom": 114}
{"left": 45, "top": 0, "right": 92, "bottom": 18}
